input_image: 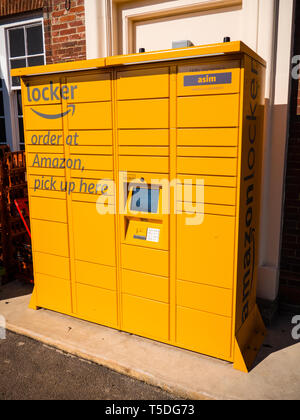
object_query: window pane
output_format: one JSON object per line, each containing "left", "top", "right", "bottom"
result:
{"left": 9, "top": 28, "right": 25, "bottom": 58}
{"left": 18, "top": 117, "right": 24, "bottom": 144}
{"left": 10, "top": 58, "right": 27, "bottom": 69}
{"left": 16, "top": 91, "right": 23, "bottom": 116}
{"left": 28, "top": 55, "right": 45, "bottom": 67}
{"left": 26, "top": 25, "right": 44, "bottom": 55}
{"left": 12, "top": 77, "right": 21, "bottom": 87}
{"left": 10, "top": 58, "right": 26, "bottom": 87}
{"left": 0, "top": 118, "right": 6, "bottom": 142}
{"left": 0, "top": 91, "right": 4, "bottom": 116}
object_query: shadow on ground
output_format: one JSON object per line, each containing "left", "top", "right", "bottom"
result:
{"left": 0, "top": 280, "right": 33, "bottom": 302}
{"left": 253, "top": 311, "right": 300, "bottom": 369}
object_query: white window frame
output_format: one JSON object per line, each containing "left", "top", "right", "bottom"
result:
{"left": 6, "top": 21, "right": 46, "bottom": 91}
{"left": 0, "top": 14, "right": 45, "bottom": 151}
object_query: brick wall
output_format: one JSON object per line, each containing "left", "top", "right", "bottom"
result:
{"left": 280, "top": 1, "right": 300, "bottom": 306}
{"left": 44, "top": 0, "right": 86, "bottom": 63}
{"left": 0, "top": 0, "right": 86, "bottom": 63}
{"left": 297, "top": 79, "right": 300, "bottom": 116}
{"left": 0, "top": 0, "right": 44, "bottom": 17}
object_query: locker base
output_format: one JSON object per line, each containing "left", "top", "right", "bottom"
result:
{"left": 234, "top": 305, "right": 266, "bottom": 373}
{"left": 28, "top": 286, "right": 39, "bottom": 311}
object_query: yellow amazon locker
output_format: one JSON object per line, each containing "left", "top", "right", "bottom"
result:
{"left": 13, "top": 41, "right": 266, "bottom": 372}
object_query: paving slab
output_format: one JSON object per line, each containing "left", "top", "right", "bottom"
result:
{"left": 1, "top": 281, "right": 300, "bottom": 400}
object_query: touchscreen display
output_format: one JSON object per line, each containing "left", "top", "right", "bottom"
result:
{"left": 130, "top": 187, "right": 159, "bottom": 213}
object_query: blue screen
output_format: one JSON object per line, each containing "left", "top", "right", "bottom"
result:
{"left": 130, "top": 187, "right": 159, "bottom": 213}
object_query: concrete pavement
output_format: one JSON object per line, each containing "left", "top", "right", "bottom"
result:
{"left": 1, "top": 281, "right": 300, "bottom": 400}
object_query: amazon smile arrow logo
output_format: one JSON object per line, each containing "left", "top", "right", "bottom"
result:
{"left": 31, "top": 104, "right": 76, "bottom": 119}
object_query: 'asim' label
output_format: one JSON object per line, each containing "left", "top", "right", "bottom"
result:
{"left": 184, "top": 72, "right": 232, "bottom": 87}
